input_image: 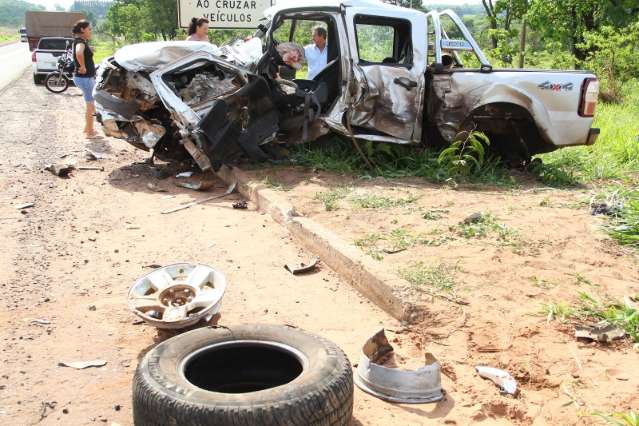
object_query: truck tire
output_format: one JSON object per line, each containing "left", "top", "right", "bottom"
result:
{"left": 133, "top": 324, "right": 354, "bottom": 426}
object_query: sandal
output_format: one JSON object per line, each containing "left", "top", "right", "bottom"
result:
{"left": 86, "top": 131, "right": 103, "bottom": 140}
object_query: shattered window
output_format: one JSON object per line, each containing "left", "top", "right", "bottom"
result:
{"left": 354, "top": 16, "right": 412, "bottom": 66}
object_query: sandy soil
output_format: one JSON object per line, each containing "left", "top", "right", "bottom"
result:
{"left": 240, "top": 164, "right": 639, "bottom": 424}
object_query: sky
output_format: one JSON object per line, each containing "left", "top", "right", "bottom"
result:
{"left": 32, "top": 0, "right": 481, "bottom": 11}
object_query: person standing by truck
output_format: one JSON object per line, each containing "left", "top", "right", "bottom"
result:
{"left": 186, "top": 18, "right": 210, "bottom": 42}
{"left": 71, "top": 20, "right": 99, "bottom": 139}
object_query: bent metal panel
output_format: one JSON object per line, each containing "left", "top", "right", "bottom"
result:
{"left": 178, "top": 0, "right": 274, "bottom": 29}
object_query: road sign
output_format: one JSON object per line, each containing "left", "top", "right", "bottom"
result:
{"left": 178, "top": 0, "right": 273, "bottom": 29}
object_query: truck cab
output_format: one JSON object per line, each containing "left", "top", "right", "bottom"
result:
{"left": 262, "top": 0, "right": 599, "bottom": 159}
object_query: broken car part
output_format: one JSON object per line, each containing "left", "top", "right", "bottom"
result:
{"left": 575, "top": 321, "right": 626, "bottom": 343}
{"left": 284, "top": 258, "right": 319, "bottom": 275}
{"left": 232, "top": 200, "right": 248, "bottom": 209}
{"left": 475, "top": 365, "right": 518, "bottom": 395}
{"left": 161, "top": 181, "right": 237, "bottom": 214}
{"left": 45, "top": 163, "right": 74, "bottom": 177}
{"left": 133, "top": 324, "right": 353, "bottom": 426}
{"left": 128, "top": 263, "right": 226, "bottom": 329}
{"left": 354, "top": 329, "right": 443, "bottom": 403}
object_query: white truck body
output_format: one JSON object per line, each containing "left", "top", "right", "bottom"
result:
{"left": 32, "top": 37, "right": 73, "bottom": 84}
{"left": 94, "top": 0, "right": 599, "bottom": 170}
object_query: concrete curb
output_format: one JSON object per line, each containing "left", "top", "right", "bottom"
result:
{"left": 216, "top": 165, "right": 422, "bottom": 322}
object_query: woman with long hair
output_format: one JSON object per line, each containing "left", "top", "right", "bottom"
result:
{"left": 187, "top": 17, "right": 209, "bottom": 41}
{"left": 71, "top": 19, "right": 100, "bottom": 139}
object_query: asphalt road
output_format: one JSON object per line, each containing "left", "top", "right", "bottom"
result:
{"left": 0, "top": 42, "right": 31, "bottom": 91}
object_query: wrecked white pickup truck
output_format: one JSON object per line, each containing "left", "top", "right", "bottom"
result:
{"left": 94, "top": 0, "right": 600, "bottom": 170}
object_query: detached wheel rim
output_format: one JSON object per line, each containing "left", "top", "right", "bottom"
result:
{"left": 128, "top": 263, "right": 226, "bottom": 329}
{"left": 181, "top": 340, "right": 307, "bottom": 393}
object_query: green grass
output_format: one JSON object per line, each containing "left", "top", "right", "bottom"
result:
{"left": 91, "top": 39, "right": 121, "bottom": 64}
{"left": 399, "top": 262, "right": 458, "bottom": 294}
{"left": 608, "top": 189, "right": 639, "bottom": 247}
{"left": 592, "top": 410, "right": 639, "bottom": 426}
{"left": 350, "top": 193, "right": 418, "bottom": 209}
{"left": 542, "top": 292, "right": 639, "bottom": 342}
{"left": 454, "top": 213, "right": 518, "bottom": 241}
{"left": 290, "top": 136, "right": 514, "bottom": 186}
{"left": 0, "top": 27, "right": 19, "bottom": 44}
{"left": 261, "top": 176, "right": 290, "bottom": 191}
{"left": 538, "top": 80, "right": 639, "bottom": 185}
{"left": 314, "top": 187, "right": 351, "bottom": 211}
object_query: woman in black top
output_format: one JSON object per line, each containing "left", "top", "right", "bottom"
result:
{"left": 71, "top": 20, "right": 99, "bottom": 139}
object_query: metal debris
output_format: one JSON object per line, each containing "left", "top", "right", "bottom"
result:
{"left": 232, "top": 200, "right": 248, "bottom": 209}
{"left": 128, "top": 263, "right": 227, "bottom": 329}
{"left": 161, "top": 181, "right": 237, "bottom": 214}
{"left": 85, "top": 149, "right": 107, "bottom": 161}
{"left": 176, "top": 171, "right": 194, "bottom": 178}
{"left": 146, "top": 182, "right": 168, "bottom": 192}
{"left": 475, "top": 366, "right": 518, "bottom": 395}
{"left": 45, "top": 163, "right": 75, "bottom": 177}
{"left": 175, "top": 180, "right": 214, "bottom": 191}
{"left": 575, "top": 321, "right": 626, "bottom": 342}
{"left": 354, "top": 329, "right": 443, "bottom": 403}
{"left": 30, "top": 318, "right": 51, "bottom": 326}
{"left": 58, "top": 360, "right": 107, "bottom": 369}
{"left": 284, "top": 258, "right": 319, "bottom": 275}
{"left": 16, "top": 203, "right": 35, "bottom": 210}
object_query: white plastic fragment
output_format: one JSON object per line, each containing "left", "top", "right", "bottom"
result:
{"left": 58, "top": 360, "right": 107, "bottom": 369}
{"left": 476, "top": 366, "right": 518, "bottom": 395}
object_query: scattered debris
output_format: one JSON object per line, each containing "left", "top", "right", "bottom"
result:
{"left": 354, "top": 329, "right": 443, "bottom": 403}
{"left": 475, "top": 365, "right": 518, "bottom": 396}
{"left": 30, "top": 318, "right": 51, "bottom": 326}
{"left": 85, "top": 149, "right": 107, "bottom": 161}
{"left": 175, "top": 180, "right": 214, "bottom": 191}
{"left": 161, "top": 182, "right": 237, "bottom": 214}
{"left": 143, "top": 263, "right": 163, "bottom": 269}
{"left": 45, "top": 163, "right": 75, "bottom": 177}
{"left": 125, "top": 224, "right": 140, "bottom": 230}
{"left": 88, "top": 305, "right": 97, "bottom": 311}
{"left": 232, "top": 200, "right": 248, "bottom": 209}
{"left": 146, "top": 182, "right": 168, "bottom": 192}
{"left": 382, "top": 247, "right": 407, "bottom": 254}
{"left": 16, "top": 203, "right": 35, "bottom": 210}
{"left": 128, "top": 263, "right": 227, "bottom": 329}
{"left": 575, "top": 321, "right": 626, "bottom": 342}
{"left": 77, "top": 166, "right": 104, "bottom": 171}
{"left": 176, "top": 171, "right": 194, "bottom": 178}
{"left": 58, "top": 360, "right": 107, "bottom": 369}
{"left": 285, "top": 258, "right": 319, "bottom": 275}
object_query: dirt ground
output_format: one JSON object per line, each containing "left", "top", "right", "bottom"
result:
{"left": 240, "top": 165, "right": 639, "bottom": 424}
{"left": 1, "top": 69, "right": 637, "bottom": 426}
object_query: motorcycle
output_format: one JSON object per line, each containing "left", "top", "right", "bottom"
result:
{"left": 44, "top": 46, "right": 74, "bottom": 94}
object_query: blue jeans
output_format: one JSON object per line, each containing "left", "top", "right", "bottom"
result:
{"left": 74, "top": 76, "right": 95, "bottom": 102}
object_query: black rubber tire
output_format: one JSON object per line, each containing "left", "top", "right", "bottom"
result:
{"left": 133, "top": 324, "right": 353, "bottom": 426}
{"left": 44, "top": 72, "right": 69, "bottom": 93}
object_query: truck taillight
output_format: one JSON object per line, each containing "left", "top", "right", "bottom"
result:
{"left": 579, "top": 78, "right": 599, "bottom": 117}
{"left": 31, "top": 51, "right": 36, "bottom": 62}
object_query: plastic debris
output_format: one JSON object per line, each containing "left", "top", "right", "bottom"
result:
{"left": 285, "top": 258, "right": 319, "bottom": 275}
{"left": 575, "top": 321, "right": 626, "bottom": 342}
{"left": 58, "top": 360, "right": 107, "bottom": 369}
{"left": 475, "top": 366, "right": 518, "bottom": 395}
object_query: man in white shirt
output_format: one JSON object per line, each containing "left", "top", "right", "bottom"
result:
{"left": 304, "top": 26, "right": 328, "bottom": 80}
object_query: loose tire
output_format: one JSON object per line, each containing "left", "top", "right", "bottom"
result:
{"left": 44, "top": 72, "right": 69, "bottom": 93}
{"left": 133, "top": 324, "right": 354, "bottom": 426}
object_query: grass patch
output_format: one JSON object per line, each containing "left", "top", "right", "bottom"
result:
{"left": 290, "top": 136, "right": 515, "bottom": 186}
{"left": 422, "top": 209, "right": 449, "bottom": 220}
{"left": 592, "top": 410, "right": 639, "bottom": 426}
{"left": 0, "top": 27, "right": 18, "bottom": 44}
{"left": 454, "top": 213, "right": 518, "bottom": 241}
{"left": 542, "top": 292, "right": 639, "bottom": 342}
{"left": 399, "top": 262, "right": 458, "bottom": 295}
{"left": 91, "top": 38, "right": 122, "bottom": 64}
{"left": 314, "top": 187, "right": 350, "bottom": 211}
{"left": 354, "top": 228, "right": 453, "bottom": 260}
{"left": 261, "top": 176, "right": 290, "bottom": 191}
{"left": 538, "top": 80, "right": 639, "bottom": 185}
{"left": 350, "top": 193, "right": 418, "bottom": 209}
{"left": 608, "top": 189, "right": 639, "bottom": 247}
{"left": 540, "top": 301, "right": 575, "bottom": 322}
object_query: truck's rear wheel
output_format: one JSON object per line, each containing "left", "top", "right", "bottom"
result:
{"left": 133, "top": 324, "right": 354, "bottom": 426}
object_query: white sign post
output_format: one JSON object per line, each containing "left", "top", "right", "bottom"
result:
{"left": 178, "top": 0, "right": 273, "bottom": 29}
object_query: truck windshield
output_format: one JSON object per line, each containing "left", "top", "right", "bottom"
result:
{"left": 38, "top": 39, "right": 69, "bottom": 50}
